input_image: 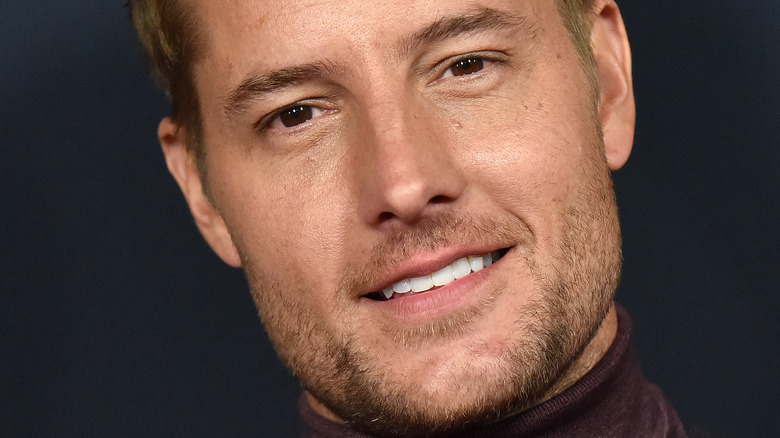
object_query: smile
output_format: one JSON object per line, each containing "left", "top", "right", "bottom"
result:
{"left": 369, "top": 249, "right": 509, "bottom": 301}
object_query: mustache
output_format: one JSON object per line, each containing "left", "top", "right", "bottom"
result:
{"left": 339, "top": 211, "right": 535, "bottom": 294}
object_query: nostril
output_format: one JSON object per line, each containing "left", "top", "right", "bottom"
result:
{"left": 378, "top": 211, "right": 395, "bottom": 222}
{"left": 429, "top": 194, "right": 452, "bottom": 204}
{"left": 375, "top": 194, "right": 454, "bottom": 224}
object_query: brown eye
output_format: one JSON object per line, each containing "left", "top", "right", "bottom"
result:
{"left": 449, "top": 58, "right": 484, "bottom": 76}
{"left": 278, "top": 105, "right": 313, "bottom": 127}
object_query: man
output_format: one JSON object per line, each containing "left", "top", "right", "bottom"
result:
{"left": 132, "top": 0, "right": 688, "bottom": 436}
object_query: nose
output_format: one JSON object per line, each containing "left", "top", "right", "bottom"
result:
{"left": 356, "top": 96, "right": 467, "bottom": 228}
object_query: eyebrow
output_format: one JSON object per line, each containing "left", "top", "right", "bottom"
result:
{"left": 399, "top": 7, "right": 532, "bottom": 58}
{"left": 222, "top": 8, "right": 531, "bottom": 117}
{"left": 223, "top": 61, "right": 343, "bottom": 116}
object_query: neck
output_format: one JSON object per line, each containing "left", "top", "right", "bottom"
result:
{"left": 536, "top": 303, "right": 619, "bottom": 406}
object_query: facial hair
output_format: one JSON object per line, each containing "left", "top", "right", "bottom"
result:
{"left": 238, "top": 146, "right": 622, "bottom": 437}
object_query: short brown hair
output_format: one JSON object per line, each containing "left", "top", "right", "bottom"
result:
{"left": 131, "top": 0, "right": 596, "bottom": 170}
{"left": 555, "top": 0, "right": 598, "bottom": 90}
{"left": 131, "top": 0, "right": 208, "bottom": 167}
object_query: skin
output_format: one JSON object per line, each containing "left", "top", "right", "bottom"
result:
{"left": 159, "top": 0, "right": 635, "bottom": 435}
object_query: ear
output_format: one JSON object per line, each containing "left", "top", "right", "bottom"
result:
{"left": 591, "top": 0, "right": 635, "bottom": 171}
{"left": 158, "top": 118, "right": 242, "bottom": 268}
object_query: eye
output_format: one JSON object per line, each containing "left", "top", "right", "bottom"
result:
{"left": 441, "top": 57, "right": 485, "bottom": 79}
{"left": 270, "top": 104, "right": 325, "bottom": 129}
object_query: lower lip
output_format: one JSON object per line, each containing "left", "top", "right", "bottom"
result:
{"left": 364, "top": 261, "right": 497, "bottom": 323}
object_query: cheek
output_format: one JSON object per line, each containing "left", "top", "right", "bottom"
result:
{"left": 454, "top": 97, "right": 588, "bottom": 205}
{"left": 206, "top": 141, "right": 356, "bottom": 300}
{"left": 445, "top": 80, "right": 600, "bottom": 255}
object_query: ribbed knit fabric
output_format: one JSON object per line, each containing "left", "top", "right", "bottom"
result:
{"left": 300, "top": 306, "right": 687, "bottom": 437}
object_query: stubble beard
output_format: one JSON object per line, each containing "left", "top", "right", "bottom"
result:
{"left": 239, "top": 145, "right": 622, "bottom": 437}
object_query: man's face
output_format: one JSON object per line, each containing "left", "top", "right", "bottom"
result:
{"left": 178, "top": 0, "right": 630, "bottom": 434}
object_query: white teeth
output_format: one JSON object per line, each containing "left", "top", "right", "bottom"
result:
{"left": 381, "top": 251, "right": 503, "bottom": 300}
{"left": 468, "top": 255, "right": 484, "bottom": 272}
{"left": 452, "top": 257, "right": 471, "bottom": 279}
{"left": 392, "top": 279, "right": 411, "bottom": 293}
{"left": 410, "top": 275, "right": 434, "bottom": 292}
{"left": 431, "top": 265, "right": 454, "bottom": 286}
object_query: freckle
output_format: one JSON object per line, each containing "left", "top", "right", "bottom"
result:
{"left": 556, "top": 53, "right": 562, "bottom": 59}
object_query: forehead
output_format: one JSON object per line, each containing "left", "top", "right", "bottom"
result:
{"left": 190, "top": 0, "right": 565, "bottom": 82}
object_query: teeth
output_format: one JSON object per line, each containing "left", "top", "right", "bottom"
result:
{"left": 452, "top": 258, "right": 471, "bottom": 279}
{"left": 468, "top": 255, "right": 484, "bottom": 272}
{"left": 431, "top": 265, "right": 454, "bottom": 286}
{"left": 381, "top": 251, "right": 503, "bottom": 300}
{"left": 410, "top": 275, "right": 434, "bottom": 292}
{"left": 392, "top": 279, "right": 411, "bottom": 294}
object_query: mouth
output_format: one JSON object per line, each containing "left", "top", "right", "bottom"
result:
{"left": 365, "top": 248, "right": 510, "bottom": 301}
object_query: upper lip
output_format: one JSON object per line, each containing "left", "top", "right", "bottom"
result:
{"left": 359, "top": 244, "right": 509, "bottom": 297}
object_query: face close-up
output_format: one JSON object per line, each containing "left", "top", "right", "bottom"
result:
{"left": 159, "top": 0, "right": 635, "bottom": 435}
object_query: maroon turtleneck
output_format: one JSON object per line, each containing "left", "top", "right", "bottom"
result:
{"left": 300, "top": 306, "right": 687, "bottom": 437}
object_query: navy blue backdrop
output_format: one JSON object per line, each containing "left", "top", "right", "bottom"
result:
{"left": 1, "top": 2, "right": 778, "bottom": 436}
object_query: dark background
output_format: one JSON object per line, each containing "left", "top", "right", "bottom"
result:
{"left": 1, "top": 2, "right": 777, "bottom": 437}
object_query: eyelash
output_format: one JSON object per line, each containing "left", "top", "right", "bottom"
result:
{"left": 259, "top": 52, "right": 503, "bottom": 132}
{"left": 258, "top": 99, "right": 337, "bottom": 132}
{"left": 435, "top": 52, "right": 499, "bottom": 82}
{"left": 428, "top": 51, "right": 508, "bottom": 86}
